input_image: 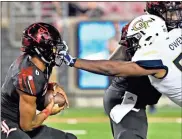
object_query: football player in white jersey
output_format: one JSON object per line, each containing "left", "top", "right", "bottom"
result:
{"left": 60, "top": 14, "right": 182, "bottom": 107}
{"left": 128, "top": 15, "right": 182, "bottom": 106}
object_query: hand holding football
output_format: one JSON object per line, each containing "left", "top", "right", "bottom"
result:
{"left": 44, "top": 90, "right": 66, "bottom": 108}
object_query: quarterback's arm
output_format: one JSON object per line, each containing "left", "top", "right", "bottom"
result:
{"left": 74, "top": 59, "right": 165, "bottom": 77}
{"left": 18, "top": 89, "right": 53, "bottom": 131}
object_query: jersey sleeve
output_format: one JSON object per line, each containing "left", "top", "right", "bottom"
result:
{"left": 132, "top": 47, "right": 168, "bottom": 70}
{"left": 12, "top": 67, "right": 47, "bottom": 96}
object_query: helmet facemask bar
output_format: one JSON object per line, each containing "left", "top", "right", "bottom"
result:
{"left": 146, "top": 2, "right": 182, "bottom": 29}
{"left": 32, "top": 39, "right": 64, "bottom": 67}
{"left": 125, "top": 33, "right": 142, "bottom": 58}
{"left": 164, "top": 7, "right": 182, "bottom": 28}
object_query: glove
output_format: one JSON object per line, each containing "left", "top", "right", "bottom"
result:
{"left": 61, "top": 41, "right": 69, "bottom": 51}
{"left": 59, "top": 50, "right": 77, "bottom": 67}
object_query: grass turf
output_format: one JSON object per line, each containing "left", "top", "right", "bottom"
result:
{"left": 46, "top": 122, "right": 181, "bottom": 139}
{"left": 55, "top": 106, "right": 181, "bottom": 118}
{"left": 45, "top": 107, "right": 181, "bottom": 139}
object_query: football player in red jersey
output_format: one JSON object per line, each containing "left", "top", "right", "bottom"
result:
{"left": 1, "top": 23, "right": 77, "bottom": 139}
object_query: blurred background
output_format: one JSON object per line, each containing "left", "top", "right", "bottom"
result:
{"left": 1, "top": 2, "right": 181, "bottom": 139}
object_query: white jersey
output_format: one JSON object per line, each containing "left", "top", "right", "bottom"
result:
{"left": 132, "top": 28, "right": 182, "bottom": 107}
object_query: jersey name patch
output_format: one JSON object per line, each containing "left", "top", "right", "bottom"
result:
{"left": 169, "top": 36, "right": 182, "bottom": 50}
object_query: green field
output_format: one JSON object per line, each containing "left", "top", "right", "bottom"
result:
{"left": 45, "top": 107, "right": 181, "bottom": 139}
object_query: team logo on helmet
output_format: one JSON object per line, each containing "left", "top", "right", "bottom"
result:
{"left": 132, "top": 18, "right": 155, "bottom": 31}
{"left": 27, "top": 23, "right": 51, "bottom": 43}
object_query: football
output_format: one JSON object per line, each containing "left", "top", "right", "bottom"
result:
{"left": 44, "top": 90, "right": 66, "bottom": 107}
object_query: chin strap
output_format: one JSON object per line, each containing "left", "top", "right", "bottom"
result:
{"left": 34, "top": 47, "right": 52, "bottom": 65}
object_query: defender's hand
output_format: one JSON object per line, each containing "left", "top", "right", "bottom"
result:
{"left": 60, "top": 50, "right": 77, "bottom": 67}
{"left": 62, "top": 41, "right": 69, "bottom": 51}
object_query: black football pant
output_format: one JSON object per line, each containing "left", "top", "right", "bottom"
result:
{"left": 103, "top": 88, "right": 148, "bottom": 139}
{"left": 1, "top": 118, "right": 77, "bottom": 139}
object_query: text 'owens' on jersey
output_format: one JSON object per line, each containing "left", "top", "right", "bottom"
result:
{"left": 1, "top": 54, "right": 52, "bottom": 123}
{"left": 132, "top": 28, "right": 182, "bottom": 107}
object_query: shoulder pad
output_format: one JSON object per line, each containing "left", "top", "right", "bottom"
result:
{"left": 12, "top": 66, "right": 48, "bottom": 96}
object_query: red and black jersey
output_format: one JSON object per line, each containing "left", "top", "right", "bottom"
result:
{"left": 1, "top": 54, "right": 52, "bottom": 123}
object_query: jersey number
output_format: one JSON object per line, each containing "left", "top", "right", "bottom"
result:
{"left": 173, "top": 53, "right": 182, "bottom": 72}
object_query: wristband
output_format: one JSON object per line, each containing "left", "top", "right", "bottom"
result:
{"left": 42, "top": 109, "right": 51, "bottom": 119}
{"left": 69, "top": 57, "right": 77, "bottom": 67}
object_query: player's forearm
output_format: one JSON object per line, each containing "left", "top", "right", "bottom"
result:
{"left": 31, "top": 109, "right": 51, "bottom": 129}
{"left": 21, "top": 109, "right": 50, "bottom": 131}
{"left": 74, "top": 59, "right": 160, "bottom": 77}
{"left": 61, "top": 51, "right": 160, "bottom": 77}
{"left": 74, "top": 59, "right": 128, "bottom": 76}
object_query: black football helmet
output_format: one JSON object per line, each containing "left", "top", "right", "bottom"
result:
{"left": 146, "top": 1, "right": 182, "bottom": 29}
{"left": 21, "top": 22, "right": 67, "bottom": 66}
